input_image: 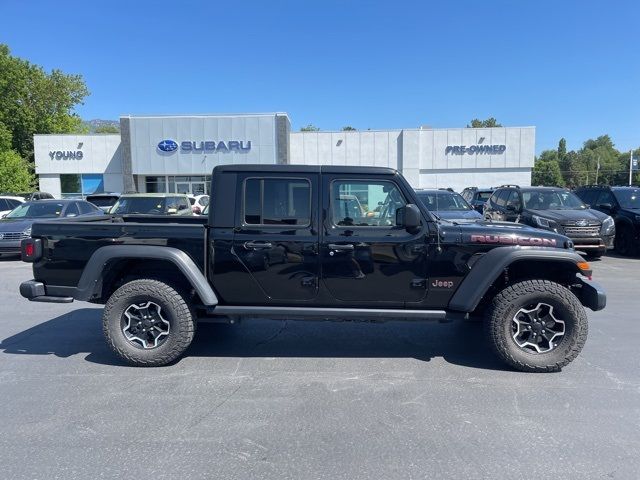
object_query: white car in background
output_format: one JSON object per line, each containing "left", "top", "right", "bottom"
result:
{"left": 189, "top": 194, "right": 210, "bottom": 214}
{"left": 0, "top": 196, "right": 25, "bottom": 218}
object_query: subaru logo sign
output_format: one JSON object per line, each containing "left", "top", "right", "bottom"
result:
{"left": 158, "top": 139, "right": 179, "bottom": 152}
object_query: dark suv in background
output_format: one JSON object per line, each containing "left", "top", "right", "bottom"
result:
{"left": 460, "top": 187, "right": 494, "bottom": 213}
{"left": 484, "top": 185, "right": 615, "bottom": 257}
{"left": 574, "top": 186, "right": 640, "bottom": 256}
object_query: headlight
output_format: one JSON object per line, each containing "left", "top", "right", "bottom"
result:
{"left": 601, "top": 216, "right": 615, "bottom": 235}
{"left": 532, "top": 215, "right": 556, "bottom": 229}
{"left": 23, "top": 227, "right": 32, "bottom": 237}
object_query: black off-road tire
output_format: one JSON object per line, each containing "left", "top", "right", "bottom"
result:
{"left": 485, "top": 280, "right": 588, "bottom": 373}
{"left": 103, "top": 279, "right": 196, "bottom": 366}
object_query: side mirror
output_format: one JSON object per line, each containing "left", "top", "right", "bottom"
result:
{"left": 598, "top": 203, "right": 613, "bottom": 212}
{"left": 396, "top": 204, "right": 421, "bottom": 231}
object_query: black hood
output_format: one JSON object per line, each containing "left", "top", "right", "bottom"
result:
{"left": 439, "top": 220, "right": 570, "bottom": 249}
{"left": 526, "top": 208, "right": 607, "bottom": 224}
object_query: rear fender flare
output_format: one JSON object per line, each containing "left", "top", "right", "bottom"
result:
{"left": 75, "top": 245, "right": 218, "bottom": 305}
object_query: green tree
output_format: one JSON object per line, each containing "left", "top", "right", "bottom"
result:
{"left": 0, "top": 44, "right": 89, "bottom": 163}
{"left": 0, "top": 150, "right": 35, "bottom": 192}
{"left": 467, "top": 117, "right": 502, "bottom": 128}
{"left": 341, "top": 126, "right": 357, "bottom": 131}
{"left": 557, "top": 138, "right": 567, "bottom": 159}
{"left": 532, "top": 151, "right": 564, "bottom": 186}
{"left": 0, "top": 121, "right": 11, "bottom": 151}
{"left": 300, "top": 124, "right": 320, "bottom": 132}
{"left": 95, "top": 124, "right": 120, "bottom": 134}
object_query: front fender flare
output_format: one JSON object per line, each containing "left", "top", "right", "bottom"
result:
{"left": 75, "top": 245, "right": 218, "bottom": 305}
{"left": 448, "top": 247, "right": 587, "bottom": 312}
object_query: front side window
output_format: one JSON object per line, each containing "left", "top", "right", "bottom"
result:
{"left": 331, "top": 180, "right": 406, "bottom": 227}
{"left": 494, "top": 190, "right": 509, "bottom": 207}
{"left": 243, "top": 178, "right": 311, "bottom": 226}
{"left": 505, "top": 190, "right": 522, "bottom": 210}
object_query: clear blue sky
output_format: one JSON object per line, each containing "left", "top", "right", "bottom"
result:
{"left": 1, "top": 0, "right": 638, "bottom": 154}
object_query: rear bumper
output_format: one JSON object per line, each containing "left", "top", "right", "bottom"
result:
{"left": 19, "top": 280, "right": 74, "bottom": 303}
{"left": 573, "top": 276, "right": 606, "bottom": 311}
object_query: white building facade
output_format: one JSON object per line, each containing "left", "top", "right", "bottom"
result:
{"left": 289, "top": 126, "right": 535, "bottom": 191}
{"left": 33, "top": 114, "right": 534, "bottom": 197}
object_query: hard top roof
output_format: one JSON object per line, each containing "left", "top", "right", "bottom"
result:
{"left": 213, "top": 164, "right": 398, "bottom": 175}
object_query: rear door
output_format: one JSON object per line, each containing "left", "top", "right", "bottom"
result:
{"left": 320, "top": 175, "right": 429, "bottom": 305}
{"left": 232, "top": 173, "right": 320, "bottom": 301}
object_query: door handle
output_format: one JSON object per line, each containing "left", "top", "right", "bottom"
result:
{"left": 328, "top": 243, "right": 354, "bottom": 251}
{"left": 244, "top": 241, "right": 272, "bottom": 250}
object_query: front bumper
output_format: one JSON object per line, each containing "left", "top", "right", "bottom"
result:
{"left": 570, "top": 234, "right": 614, "bottom": 253}
{"left": 0, "top": 240, "right": 21, "bottom": 255}
{"left": 573, "top": 276, "right": 606, "bottom": 311}
{"left": 20, "top": 280, "right": 74, "bottom": 303}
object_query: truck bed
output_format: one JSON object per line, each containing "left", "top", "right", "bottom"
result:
{"left": 30, "top": 215, "right": 207, "bottom": 289}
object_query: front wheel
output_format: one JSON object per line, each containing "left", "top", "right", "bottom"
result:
{"left": 485, "top": 280, "right": 588, "bottom": 372}
{"left": 103, "top": 279, "right": 196, "bottom": 366}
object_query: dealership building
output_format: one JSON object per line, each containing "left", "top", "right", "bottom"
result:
{"left": 33, "top": 113, "right": 535, "bottom": 198}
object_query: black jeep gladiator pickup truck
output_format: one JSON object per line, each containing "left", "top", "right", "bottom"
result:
{"left": 19, "top": 165, "right": 606, "bottom": 372}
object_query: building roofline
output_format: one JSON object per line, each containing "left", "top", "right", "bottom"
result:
{"left": 120, "top": 112, "right": 290, "bottom": 119}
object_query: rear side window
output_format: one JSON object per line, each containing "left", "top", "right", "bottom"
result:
{"left": 78, "top": 201, "right": 97, "bottom": 215}
{"left": 505, "top": 190, "right": 521, "bottom": 209}
{"left": 7, "top": 199, "right": 21, "bottom": 209}
{"left": 595, "top": 190, "right": 616, "bottom": 207}
{"left": 0, "top": 199, "right": 8, "bottom": 210}
{"left": 243, "top": 178, "right": 311, "bottom": 226}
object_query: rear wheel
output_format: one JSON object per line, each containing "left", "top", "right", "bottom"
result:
{"left": 103, "top": 279, "right": 196, "bottom": 366}
{"left": 485, "top": 280, "right": 588, "bottom": 372}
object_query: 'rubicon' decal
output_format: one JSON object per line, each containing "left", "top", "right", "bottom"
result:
{"left": 470, "top": 234, "right": 557, "bottom": 247}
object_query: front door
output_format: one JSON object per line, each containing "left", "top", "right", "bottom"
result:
{"left": 232, "top": 173, "right": 320, "bottom": 301}
{"left": 320, "top": 176, "right": 430, "bottom": 305}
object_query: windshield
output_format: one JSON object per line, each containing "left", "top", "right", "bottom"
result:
{"left": 111, "top": 197, "right": 167, "bottom": 214}
{"left": 417, "top": 192, "right": 471, "bottom": 211}
{"left": 522, "top": 190, "right": 586, "bottom": 210}
{"left": 614, "top": 189, "right": 640, "bottom": 209}
{"left": 6, "top": 202, "right": 65, "bottom": 218}
{"left": 87, "top": 196, "right": 119, "bottom": 207}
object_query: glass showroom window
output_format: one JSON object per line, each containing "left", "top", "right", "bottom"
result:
{"left": 145, "top": 176, "right": 167, "bottom": 193}
{"left": 60, "top": 174, "right": 104, "bottom": 199}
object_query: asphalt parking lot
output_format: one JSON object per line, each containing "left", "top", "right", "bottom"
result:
{"left": 0, "top": 255, "right": 638, "bottom": 480}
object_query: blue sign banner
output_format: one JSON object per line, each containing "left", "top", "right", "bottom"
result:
{"left": 633, "top": 156, "right": 638, "bottom": 171}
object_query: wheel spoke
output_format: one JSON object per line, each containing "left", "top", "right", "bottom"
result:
{"left": 512, "top": 303, "right": 565, "bottom": 354}
{"left": 122, "top": 301, "right": 170, "bottom": 349}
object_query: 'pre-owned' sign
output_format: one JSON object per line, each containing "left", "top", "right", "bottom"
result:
{"left": 157, "top": 139, "right": 251, "bottom": 153}
{"left": 445, "top": 137, "right": 506, "bottom": 155}
{"left": 445, "top": 144, "right": 506, "bottom": 155}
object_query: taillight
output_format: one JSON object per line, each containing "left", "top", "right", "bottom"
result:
{"left": 21, "top": 238, "right": 42, "bottom": 263}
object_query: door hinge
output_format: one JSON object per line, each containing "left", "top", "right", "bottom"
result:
{"left": 411, "top": 278, "right": 427, "bottom": 289}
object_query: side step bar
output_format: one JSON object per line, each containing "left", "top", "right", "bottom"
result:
{"left": 203, "top": 306, "right": 452, "bottom": 322}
